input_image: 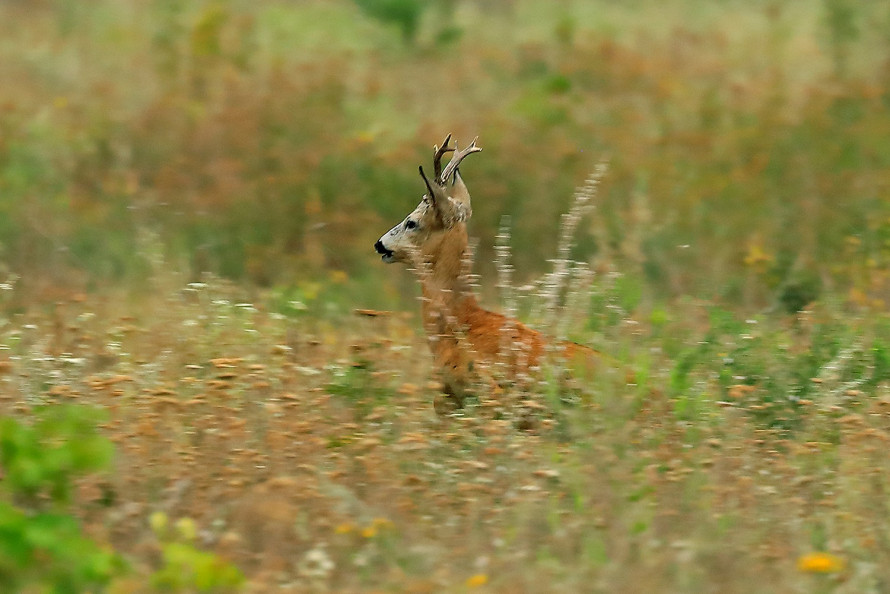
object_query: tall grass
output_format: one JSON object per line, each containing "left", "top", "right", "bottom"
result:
{"left": 1, "top": 255, "right": 889, "bottom": 591}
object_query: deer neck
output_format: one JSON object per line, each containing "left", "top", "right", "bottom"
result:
{"left": 418, "top": 224, "right": 482, "bottom": 329}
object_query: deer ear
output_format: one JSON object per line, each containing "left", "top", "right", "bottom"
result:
{"left": 448, "top": 170, "right": 472, "bottom": 221}
{"left": 419, "top": 165, "right": 453, "bottom": 224}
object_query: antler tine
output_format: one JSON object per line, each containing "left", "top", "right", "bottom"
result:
{"left": 440, "top": 137, "right": 482, "bottom": 184}
{"left": 432, "top": 133, "right": 454, "bottom": 181}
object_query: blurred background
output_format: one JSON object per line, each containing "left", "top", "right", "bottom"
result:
{"left": 1, "top": 0, "right": 888, "bottom": 314}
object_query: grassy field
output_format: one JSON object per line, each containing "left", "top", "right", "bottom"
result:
{"left": 3, "top": 268, "right": 890, "bottom": 592}
{"left": 2, "top": 0, "right": 890, "bottom": 592}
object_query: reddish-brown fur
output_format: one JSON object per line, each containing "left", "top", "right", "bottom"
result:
{"left": 416, "top": 207, "right": 596, "bottom": 409}
{"left": 376, "top": 136, "right": 598, "bottom": 410}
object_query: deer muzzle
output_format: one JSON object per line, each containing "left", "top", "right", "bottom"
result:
{"left": 374, "top": 239, "right": 395, "bottom": 263}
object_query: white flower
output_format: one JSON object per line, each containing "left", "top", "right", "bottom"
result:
{"left": 297, "top": 547, "right": 335, "bottom": 579}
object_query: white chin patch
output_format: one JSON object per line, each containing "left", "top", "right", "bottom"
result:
{"left": 382, "top": 254, "right": 395, "bottom": 263}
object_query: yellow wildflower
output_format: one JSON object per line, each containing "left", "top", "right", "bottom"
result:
{"left": 797, "top": 552, "right": 845, "bottom": 573}
{"left": 175, "top": 517, "right": 197, "bottom": 541}
{"left": 149, "top": 511, "right": 168, "bottom": 535}
{"left": 335, "top": 522, "right": 356, "bottom": 534}
{"left": 359, "top": 517, "right": 394, "bottom": 538}
{"left": 329, "top": 270, "right": 349, "bottom": 284}
{"left": 466, "top": 573, "right": 488, "bottom": 588}
{"left": 371, "top": 517, "right": 394, "bottom": 529}
{"left": 743, "top": 243, "right": 773, "bottom": 267}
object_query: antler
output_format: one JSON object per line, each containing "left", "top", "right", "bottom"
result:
{"left": 439, "top": 137, "right": 482, "bottom": 184}
{"left": 418, "top": 136, "right": 480, "bottom": 225}
{"left": 432, "top": 134, "right": 454, "bottom": 181}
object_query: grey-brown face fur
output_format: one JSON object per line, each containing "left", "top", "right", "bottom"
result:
{"left": 374, "top": 200, "right": 437, "bottom": 264}
{"left": 374, "top": 171, "right": 472, "bottom": 265}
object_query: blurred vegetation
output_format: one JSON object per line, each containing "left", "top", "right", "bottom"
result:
{"left": 150, "top": 511, "right": 245, "bottom": 592}
{"left": 0, "top": 0, "right": 887, "bottom": 313}
{"left": 0, "top": 405, "right": 125, "bottom": 592}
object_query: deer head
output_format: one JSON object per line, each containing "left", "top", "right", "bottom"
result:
{"left": 374, "top": 134, "right": 482, "bottom": 264}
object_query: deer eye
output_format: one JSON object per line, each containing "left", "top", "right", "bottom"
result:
{"left": 405, "top": 219, "right": 418, "bottom": 230}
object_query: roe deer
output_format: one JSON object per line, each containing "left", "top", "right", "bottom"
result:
{"left": 374, "top": 135, "right": 598, "bottom": 411}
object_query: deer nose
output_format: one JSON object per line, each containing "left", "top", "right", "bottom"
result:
{"left": 375, "top": 239, "right": 395, "bottom": 262}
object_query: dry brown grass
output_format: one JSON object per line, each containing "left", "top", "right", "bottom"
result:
{"left": 2, "top": 274, "right": 890, "bottom": 592}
